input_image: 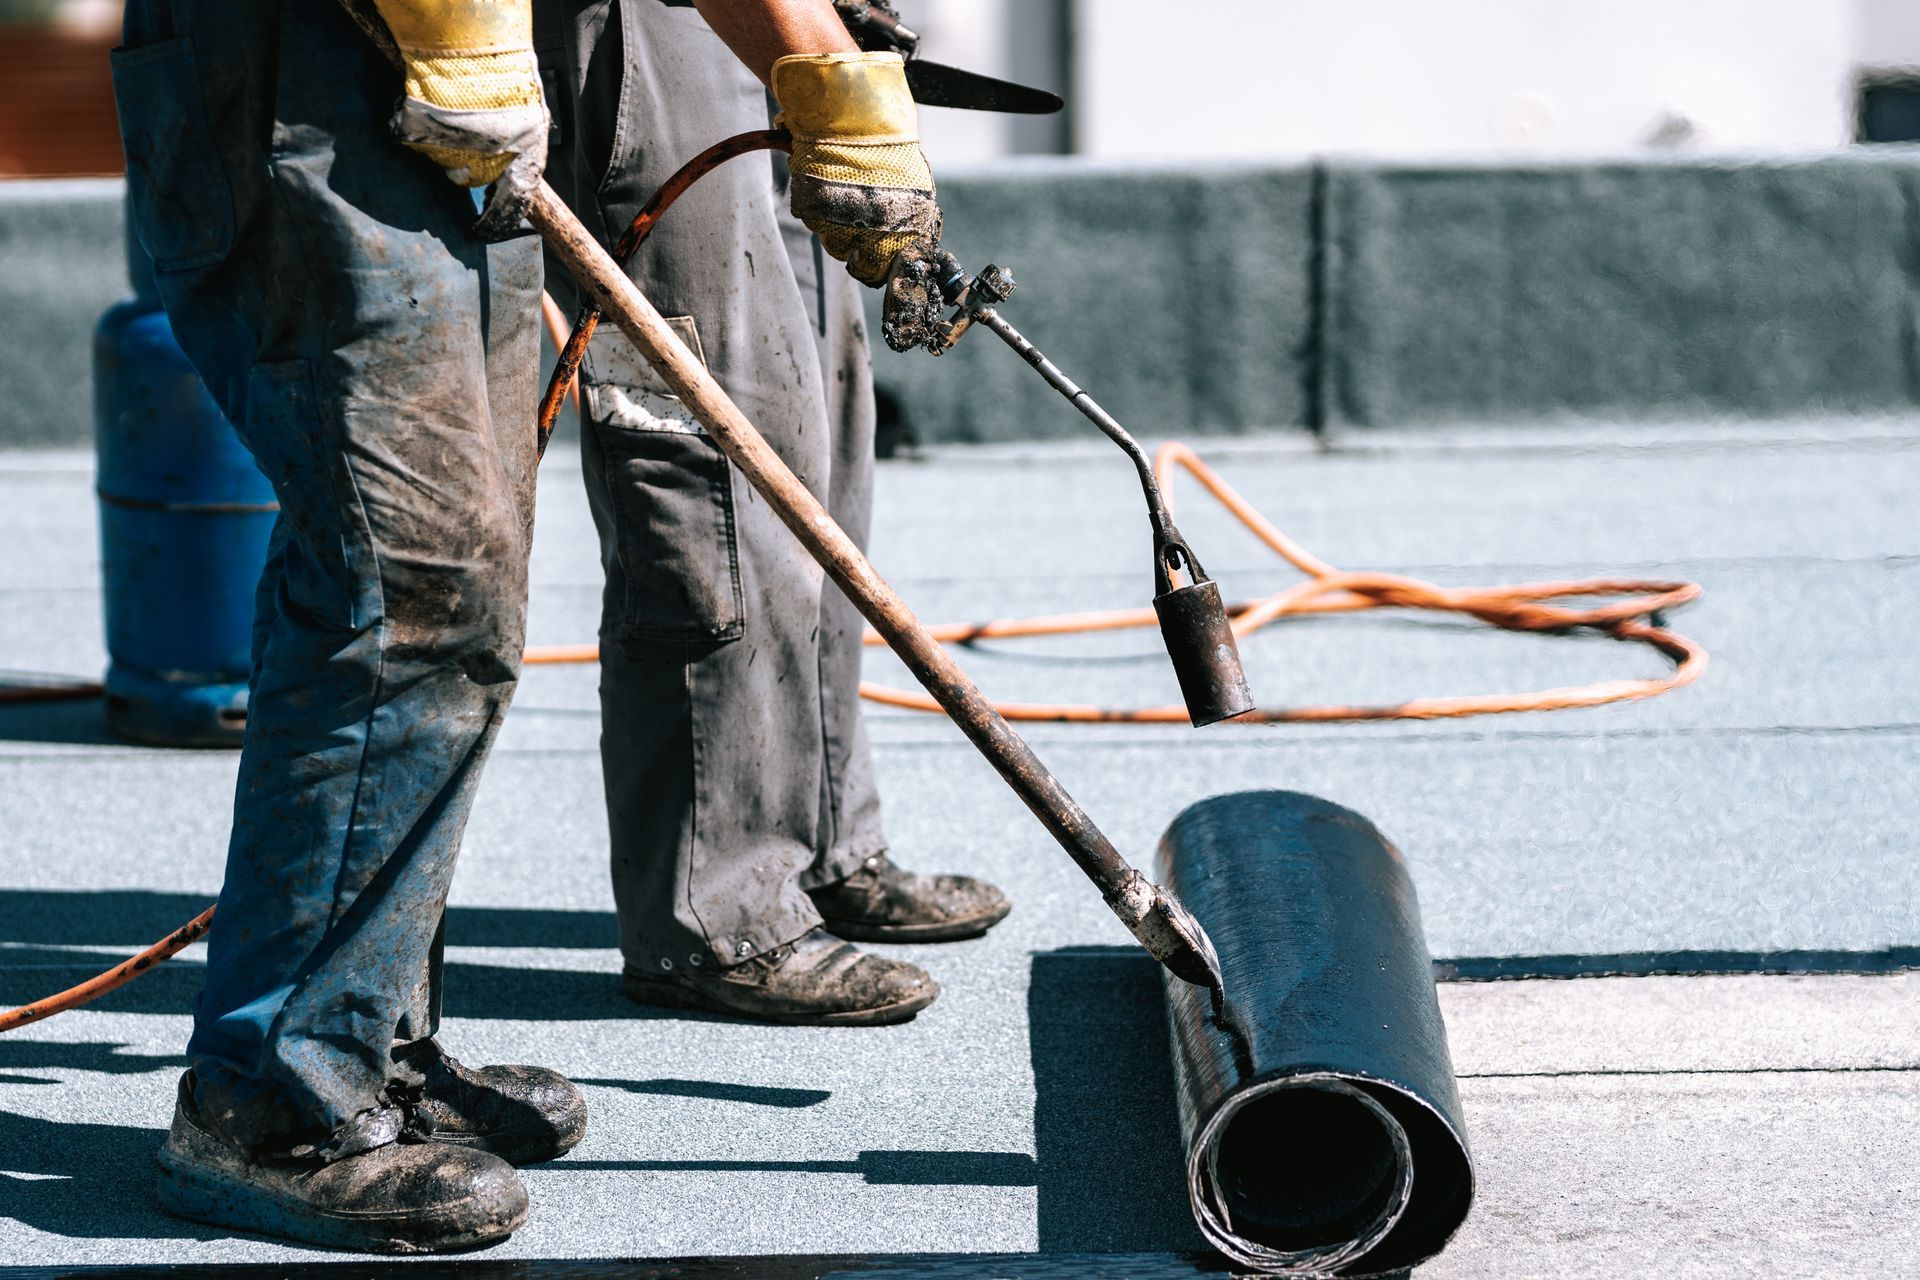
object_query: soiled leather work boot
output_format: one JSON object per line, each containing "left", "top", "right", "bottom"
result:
{"left": 807, "top": 853, "right": 1012, "bottom": 943}
{"left": 155, "top": 1073, "right": 528, "bottom": 1254}
{"left": 622, "top": 926, "right": 937, "bottom": 1025}
{"left": 391, "top": 1038, "right": 588, "bottom": 1166}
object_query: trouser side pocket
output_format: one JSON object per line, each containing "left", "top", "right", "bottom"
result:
{"left": 586, "top": 318, "right": 746, "bottom": 643}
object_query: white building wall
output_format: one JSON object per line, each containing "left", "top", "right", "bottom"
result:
{"left": 1858, "top": 0, "right": 1920, "bottom": 68}
{"left": 1071, "top": 0, "right": 1860, "bottom": 160}
{"left": 892, "top": 0, "right": 1024, "bottom": 165}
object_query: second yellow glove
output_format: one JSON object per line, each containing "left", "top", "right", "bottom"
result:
{"left": 371, "top": 0, "right": 548, "bottom": 235}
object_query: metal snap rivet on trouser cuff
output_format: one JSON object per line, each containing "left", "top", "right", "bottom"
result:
{"left": 1154, "top": 790, "right": 1474, "bottom": 1275}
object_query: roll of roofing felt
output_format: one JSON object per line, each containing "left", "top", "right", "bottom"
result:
{"left": 1156, "top": 791, "right": 1474, "bottom": 1275}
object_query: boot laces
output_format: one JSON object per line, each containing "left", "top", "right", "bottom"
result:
{"left": 386, "top": 1075, "right": 439, "bottom": 1143}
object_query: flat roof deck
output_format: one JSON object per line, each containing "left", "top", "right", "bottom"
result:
{"left": 0, "top": 420, "right": 1914, "bottom": 1276}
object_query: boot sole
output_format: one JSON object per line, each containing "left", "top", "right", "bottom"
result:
{"left": 621, "top": 974, "right": 938, "bottom": 1026}
{"left": 819, "top": 900, "right": 1013, "bottom": 945}
{"left": 155, "top": 1146, "right": 526, "bottom": 1255}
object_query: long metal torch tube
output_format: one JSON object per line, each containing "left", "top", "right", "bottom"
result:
{"left": 974, "top": 306, "right": 1178, "bottom": 543}
{"left": 526, "top": 185, "right": 1226, "bottom": 994}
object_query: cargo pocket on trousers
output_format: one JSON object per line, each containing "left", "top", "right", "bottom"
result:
{"left": 589, "top": 318, "right": 746, "bottom": 643}
{"left": 110, "top": 36, "right": 236, "bottom": 272}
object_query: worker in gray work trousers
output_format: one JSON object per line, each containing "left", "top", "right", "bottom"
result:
{"left": 538, "top": 0, "right": 1011, "bottom": 1026}
{"left": 112, "top": 0, "right": 978, "bottom": 1254}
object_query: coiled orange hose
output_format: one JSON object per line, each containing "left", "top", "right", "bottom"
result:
{"left": 0, "top": 437, "right": 1704, "bottom": 1035}
{"left": 526, "top": 440, "right": 1706, "bottom": 723}
{"left": 0, "top": 439, "right": 1706, "bottom": 1033}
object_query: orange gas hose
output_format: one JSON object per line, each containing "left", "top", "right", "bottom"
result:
{"left": 0, "top": 678, "right": 102, "bottom": 705}
{"left": 529, "top": 441, "right": 1706, "bottom": 724}
{"left": 0, "top": 906, "right": 214, "bottom": 1031}
{"left": 539, "top": 291, "right": 582, "bottom": 415}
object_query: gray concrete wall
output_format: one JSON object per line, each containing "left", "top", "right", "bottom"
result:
{"left": 885, "top": 147, "right": 1920, "bottom": 442}
{"left": 0, "top": 179, "right": 124, "bottom": 448}
{"left": 9, "top": 152, "right": 1920, "bottom": 448}
{"left": 1318, "top": 152, "right": 1920, "bottom": 429}
{"left": 869, "top": 157, "right": 1317, "bottom": 445}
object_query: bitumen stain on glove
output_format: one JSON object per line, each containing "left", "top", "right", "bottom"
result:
{"left": 372, "top": 0, "right": 549, "bottom": 237}
{"left": 773, "top": 52, "right": 940, "bottom": 287}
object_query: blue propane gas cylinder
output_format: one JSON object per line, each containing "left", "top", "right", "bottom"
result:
{"left": 93, "top": 219, "right": 275, "bottom": 747}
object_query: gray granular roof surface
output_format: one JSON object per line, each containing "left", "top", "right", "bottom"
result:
{"left": 0, "top": 419, "right": 1915, "bottom": 1277}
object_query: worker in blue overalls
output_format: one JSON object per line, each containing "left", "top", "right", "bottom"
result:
{"left": 111, "top": 0, "right": 955, "bottom": 1253}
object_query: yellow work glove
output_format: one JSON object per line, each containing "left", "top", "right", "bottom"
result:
{"left": 772, "top": 51, "right": 941, "bottom": 289}
{"left": 371, "top": 0, "right": 548, "bottom": 238}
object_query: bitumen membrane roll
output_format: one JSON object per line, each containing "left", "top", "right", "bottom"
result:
{"left": 1155, "top": 791, "right": 1474, "bottom": 1276}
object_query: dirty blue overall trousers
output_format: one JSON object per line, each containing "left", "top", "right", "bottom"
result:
{"left": 113, "top": 1, "right": 541, "bottom": 1149}
{"left": 539, "top": 0, "right": 887, "bottom": 975}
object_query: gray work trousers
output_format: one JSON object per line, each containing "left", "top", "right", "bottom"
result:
{"left": 539, "top": 0, "right": 887, "bottom": 974}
